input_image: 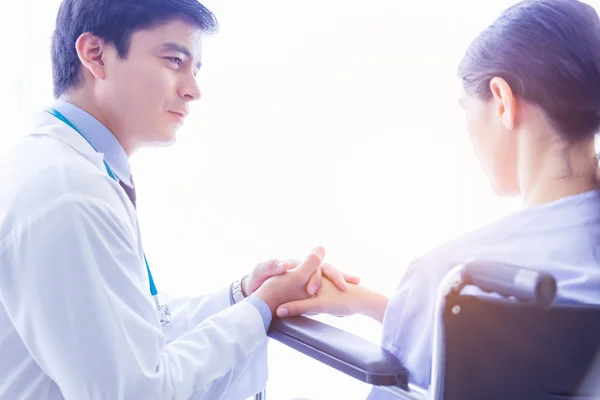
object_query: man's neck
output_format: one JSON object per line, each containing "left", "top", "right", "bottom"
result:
{"left": 58, "top": 92, "right": 134, "bottom": 156}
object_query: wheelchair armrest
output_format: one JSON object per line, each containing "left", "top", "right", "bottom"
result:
{"left": 267, "top": 316, "right": 409, "bottom": 389}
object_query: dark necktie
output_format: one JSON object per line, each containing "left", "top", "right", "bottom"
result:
{"left": 119, "top": 175, "right": 137, "bottom": 209}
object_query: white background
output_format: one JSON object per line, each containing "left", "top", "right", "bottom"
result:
{"left": 3, "top": 1, "right": 592, "bottom": 398}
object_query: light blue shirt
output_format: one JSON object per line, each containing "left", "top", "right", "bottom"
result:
{"left": 370, "top": 189, "right": 600, "bottom": 397}
{"left": 52, "top": 100, "right": 272, "bottom": 331}
{"left": 54, "top": 100, "right": 133, "bottom": 188}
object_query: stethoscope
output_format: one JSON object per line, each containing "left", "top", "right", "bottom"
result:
{"left": 47, "top": 108, "right": 171, "bottom": 326}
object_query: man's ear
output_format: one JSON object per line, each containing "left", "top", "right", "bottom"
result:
{"left": 74, "top": 32, "right": 107, "bottom": 81}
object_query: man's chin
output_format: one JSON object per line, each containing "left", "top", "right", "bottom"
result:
{"left": 149, "top": 131, "right": 178, "bottom": 147}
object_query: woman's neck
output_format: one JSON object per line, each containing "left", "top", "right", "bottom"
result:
{"left": 519, "top": 133, "right": 598, "bottom": 206}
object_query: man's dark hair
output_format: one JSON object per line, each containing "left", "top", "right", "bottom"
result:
{"left": 51, "top": 0, "right": 218, "bottom": 98}
{"left": 458, "top": 0, "right": 600, "bottom": 140}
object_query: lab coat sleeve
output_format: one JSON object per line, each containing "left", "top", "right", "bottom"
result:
{"left": 161, "top": 292, "right": 270, "bottom": 400}
{"left": 161, "top": 287, "right": 232, "bottom": 342}
{"left": 161, "top": 290, "right": 270, "bottom": 399}
{"left": 162, "top": 289, "right": 272, "bottom": 340}
{"left": 161, "top": 285, "right": 268, "bottom": 400}
{"left": 0, "top": 193, "right": 268, "bottom": 400}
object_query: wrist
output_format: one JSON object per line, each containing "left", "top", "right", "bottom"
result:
{"left": 253, "top": 283, "right": 280, "bottom": 317}
{"left": 356, "top": 286, "right": 389, "bottom": 323}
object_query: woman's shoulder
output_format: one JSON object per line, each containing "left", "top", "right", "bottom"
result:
{"left": 404, "top": 189, "right": 600, "bottom": 281}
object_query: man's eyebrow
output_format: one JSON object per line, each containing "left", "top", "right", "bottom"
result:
{"left": 160, "top": 42, "right": 192, "bottom": 57}
{"left": 160, "top": 42, "right": 202, "bottom": 70}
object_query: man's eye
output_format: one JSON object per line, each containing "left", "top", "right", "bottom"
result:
{"left": 166, "top": 57, "right": 182, "bottom": 66}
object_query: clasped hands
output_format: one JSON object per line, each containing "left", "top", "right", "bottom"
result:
{"left": 242, "top": 246, "right": 368, "bottom": 320}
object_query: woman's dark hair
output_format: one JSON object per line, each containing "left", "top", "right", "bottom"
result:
{"left": 458, "top": 0, "right": 600, "bottom": 140}
{"left": 51, "top": 0, "right": 218, "bottom": 98}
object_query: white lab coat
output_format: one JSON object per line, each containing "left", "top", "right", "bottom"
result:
{"left": 0, "top": 111, "right": 269, "bottom": 400}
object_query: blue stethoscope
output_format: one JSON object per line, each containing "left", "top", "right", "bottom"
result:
{"left": 47, "top": 108, "right": 171, "bottom": 326}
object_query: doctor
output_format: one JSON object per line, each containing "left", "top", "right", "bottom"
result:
{"left": 0, "top": 1, "right": 357, "bottom": 399}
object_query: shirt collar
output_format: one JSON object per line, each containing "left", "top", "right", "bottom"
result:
{"left": 52, "top": 99, "right": 133, "bottom": 188}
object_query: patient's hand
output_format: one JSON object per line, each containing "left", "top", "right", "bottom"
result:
{"left": 304, "top": 262, "right": 360, "bottom": 296}
{"left": 243, "top": 257, "right": 360, "bottom": 297}
{"left": 275, "top": 276, "right": 364, "bottom": 318}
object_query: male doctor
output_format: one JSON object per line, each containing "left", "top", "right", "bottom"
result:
{"left": 0, "top": 1, "right": 358, "bottom": 399}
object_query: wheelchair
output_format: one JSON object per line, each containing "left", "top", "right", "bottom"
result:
{"left": 256, "top": 261, "right": 600, "bottom": 399}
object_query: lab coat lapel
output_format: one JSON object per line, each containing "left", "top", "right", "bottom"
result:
{"left": 28, "top": 110, "right": 107, "bottom": 173}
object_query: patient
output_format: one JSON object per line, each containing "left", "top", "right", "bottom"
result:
{"left": 277, "top": 0, "right": 600, "bottom": 393}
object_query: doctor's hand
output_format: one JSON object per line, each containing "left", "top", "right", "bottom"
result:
{"left": 243, "top": 256, "right": 360, "bottom": 297}
{"left": 253, "top": 246, "right": 328, "bottom": 316}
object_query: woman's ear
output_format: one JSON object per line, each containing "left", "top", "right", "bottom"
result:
{"left": 489, "top": 77, "right": 517, "bottom": 130}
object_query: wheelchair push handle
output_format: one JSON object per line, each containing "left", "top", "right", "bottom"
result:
{"left": 462, "top": 261, "right": 557, "bottom": 308}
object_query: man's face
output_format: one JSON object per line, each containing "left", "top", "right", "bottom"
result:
{"left": 98, "top": 18, "right": 203, "bottom": 151}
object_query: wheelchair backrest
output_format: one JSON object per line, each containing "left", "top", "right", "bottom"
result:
{"left": 442, "top": 295, "right": 600, "bottom": 400}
